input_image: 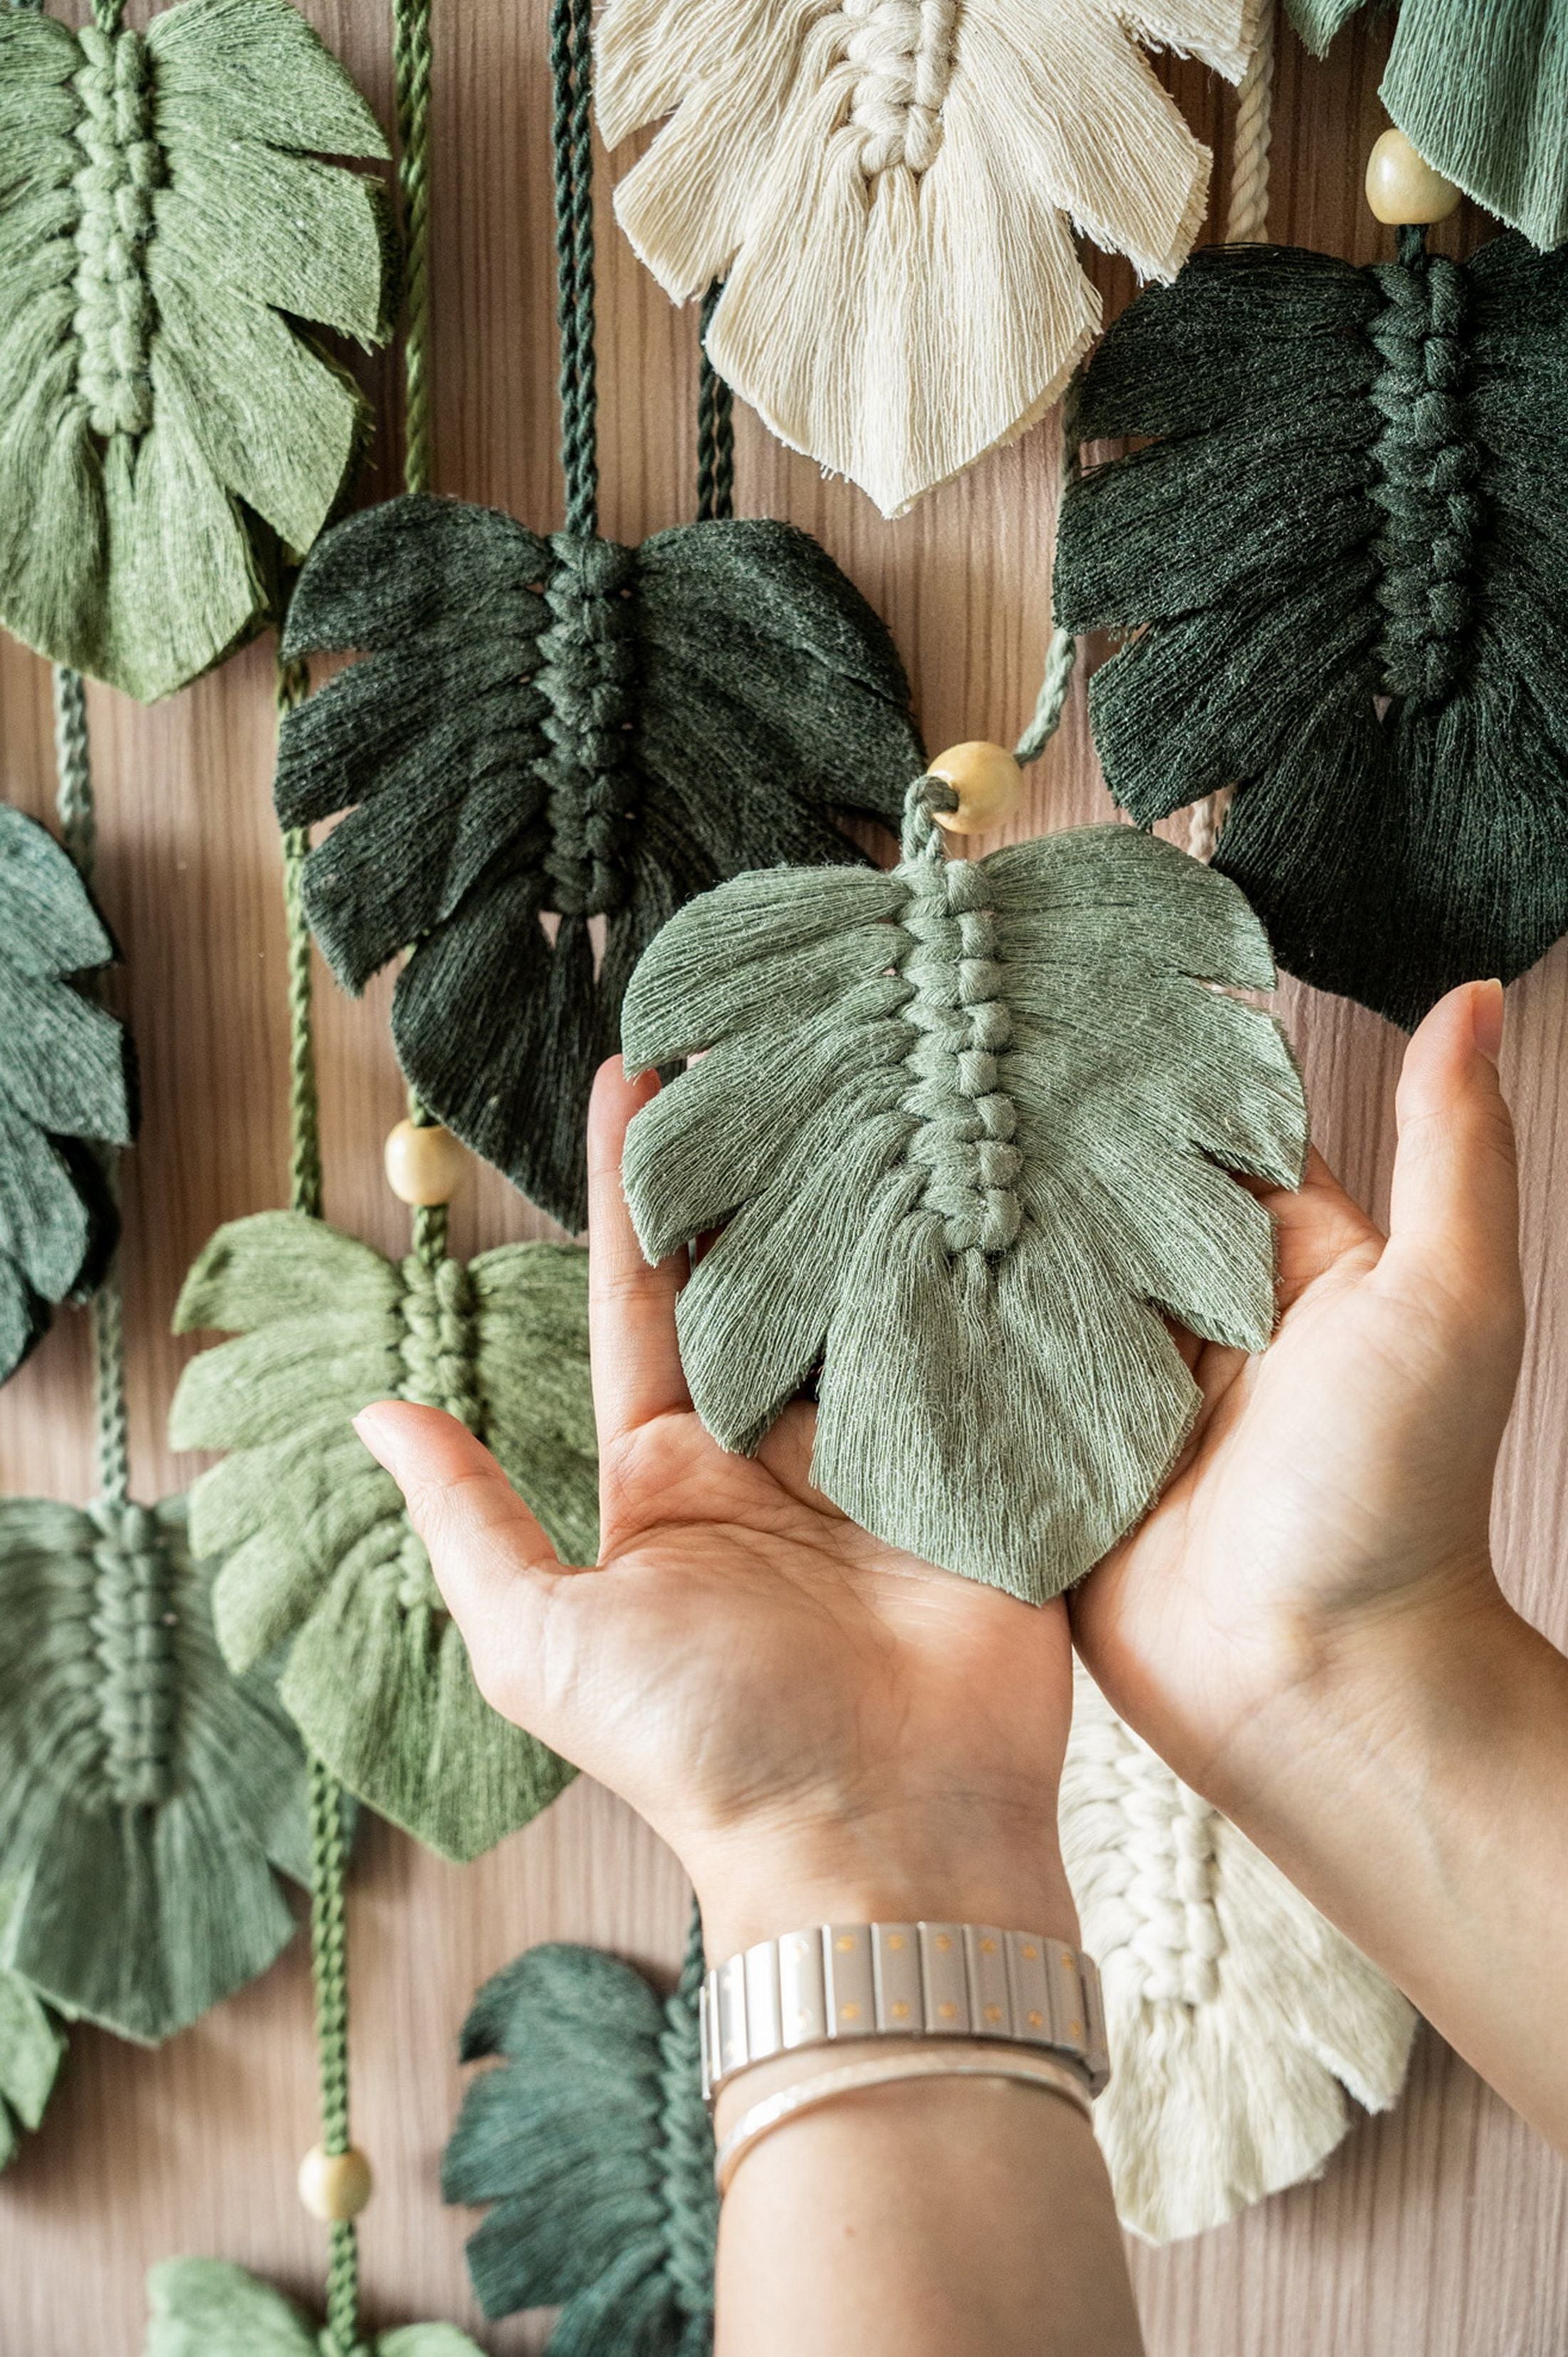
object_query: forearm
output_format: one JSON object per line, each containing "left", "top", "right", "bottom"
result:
{"left": 696, "top": 1849, "right": 1143, "bottom": 2357}
{"left": 1214, "top": 1578, "right": 1568, "bottom": 2146}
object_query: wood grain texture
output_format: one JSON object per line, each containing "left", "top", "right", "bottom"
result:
{"left": 2, "top": 2, "right": 1566, "bottom": 2348}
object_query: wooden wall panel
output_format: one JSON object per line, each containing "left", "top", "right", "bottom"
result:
{"left": 1, "top": 3, "right": 1564, "bottom": 2348}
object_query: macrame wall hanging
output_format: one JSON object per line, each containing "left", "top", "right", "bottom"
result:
{"left": 594, "top": 0, "right": 1265, "bottom": 515}
{"left": 0, "top": 670, "right": 315, "bottom": 2083}
{"left": 0, "top": 0, "right": 393, "bottom": 701}
{"left": 1052, "top": 111, "right": 1568, "bottom": 1027}
{"left": 0, "top": 1920, "right": 62, "bottom": 2173}
{"left": 272, "top": 0, "right": 927, "bottom": 1235}
{"left": 1287, "top": 0, "right": 1568, "bottom": 249}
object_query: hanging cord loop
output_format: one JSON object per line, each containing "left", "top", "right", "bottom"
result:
{"left": 551, "top": 0, "right": 598, "bottom": 536}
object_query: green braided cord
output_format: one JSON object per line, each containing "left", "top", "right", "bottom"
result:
{"left": 696, "top": 282, "right": 734, "bottom": 525}
{"left": 1013, "top": 404, "right": 1082, "bottom": 767}
{"left": 393, "top": 0, "right": 433, "bottom": 498}
{"left": 407, "top": 1085, "right": 450, "bottom": 1271}
{"left": 550, "top": 0, "right": 597, "bottom": 537}
{"left": 51, "top": 665, "right": 130, "bottom": 1509}
{"left": 279, "top": 662, "right": 324, "bottom": 1227}
{"left": 307, "top": 1752, "right": 361, "bottom": 2357}
{"left": 91, "top": 0, "right": 123, "bottom": 32}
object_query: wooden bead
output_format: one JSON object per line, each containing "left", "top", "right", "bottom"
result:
{"left": 928, "top": 741, "right": 1024, "bottom": 835}
{"left": 383, "top": 1117, "right": 469, "bottom": 1206}
{"left": 297, "top": 2144, "right": 373, "bottom": 2222}
{"left": 1365, "top": 128, "right": 1461, "bottom": 227}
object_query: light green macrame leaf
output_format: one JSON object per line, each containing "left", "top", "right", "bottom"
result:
{"left": 0, "top": 0, "right": 392, "bottom": 700}
{"left": 0, "top": 1909, "right": 63, "bottom": 2172}
{"left": 0, "top": 1492, "right": 310, "bottom": 2043}
{"left": 621, "top": 818, "right": 1307, "bottom": 1602}
{"left": 144, "top": 2257, "right": 487, "bottom": 2357}
{"left": 171, "top": 1211, "right": 597, "bottom": 1862}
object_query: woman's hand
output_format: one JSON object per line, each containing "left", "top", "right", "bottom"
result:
{"left": 356, "top": 1059, "right": 1077, "bottom": 1960}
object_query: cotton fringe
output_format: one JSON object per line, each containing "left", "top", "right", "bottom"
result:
{"left": 621, "top": 806, "right": 1306, "bottom": 1601}
{"left": 1061, "top": 1670, "right": 1418, "bottom": 2241}
{"left": 143, "top": 2256, "right": 484, "bottom": 2357}
{"left": 597, "top": 0, "right": 1259, "bottom": 515}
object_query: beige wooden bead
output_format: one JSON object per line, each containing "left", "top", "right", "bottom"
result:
{"left": 383, "top": 1117, "right": 469, "bottom": 1206}
{"left": 297, "top": 2143, "right": 373, "bottom": 2222}
{"left": 1365, "top": 127, "right": 1461, "bottom": 226}
{"left": 928, "top": 741, "right": 1024, "bottom": 835}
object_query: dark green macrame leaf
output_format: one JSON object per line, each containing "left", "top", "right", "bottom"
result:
{"left": 0, "top": 1491, "right": 310, "bottom": 2043}
{"left": 0, "top": 0, "right": 393, "bottom": 701}
{"left": 144, "top": 2256, "right": 485, "bottom": 2357}
{"left": 621, "top": 816, "right": 1306, "bottom": 1603}
{"left": 1287, "top": 0, "right": 1568, "bottom": 249}
{"left": 0, "top": 804, "right": 136, "bottom": 1383}
{"left": 1053, "top": 233, "right": 1568, "bottom": 1029}
{"left": 274, "top": 493, "right": 925, "bottom": 1230}
{"left": 443, "top": 1936, "right": 715, "bottom": 2351}
{"left": 170, "top": 1211, "right": 597, "bottom": 1861}
{"left": 0, "top": 1910, "right": 64, "bottom": 2172}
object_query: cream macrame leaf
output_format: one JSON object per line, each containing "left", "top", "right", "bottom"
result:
{"left": 171, "top": 1212, "right": 597, "bottom": 1863}
{"left": 597, "top": 0, "right": 1257, "bottom": 515}
{"left": 0, "top": 1929, "right": 63, "bottom": 2172}
{"left": 0, "top": 0, "right": 392, "bottom": 701}
{"left": 1061, "top": 1671, "right": 1417, "bottom": 2239}
{"left": 621, "top": 807, "right": 1307, "bottom": 1601}
{"left": 145, "top": 2257, "right": 485, "bottom": 2357}
{"left": 0, "top": 1492, "right": 311, "bottom": 2044}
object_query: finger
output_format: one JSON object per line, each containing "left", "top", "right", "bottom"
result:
{"left": 1378, "top": 980, "right": 1523, "bottom": 1323}
{"left": 1264, "top": 1146, "right": 1384, "bottom": 1308}
{"left": 587, "top": 1055, "right": 692, "bottom": 1446}
{"left": 354, "top": 1402, "right": 572, "bottom": 1718}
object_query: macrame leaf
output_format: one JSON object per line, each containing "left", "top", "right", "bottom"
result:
{"left": 621, "top": 816, "right": 1306, "bottom": 1601}
{"left": 1053, "top": 233, "right": 1568, "bottom": 1028}
{"left": 1061, "top": 1670, "right": 1417, "bottom": 2241}
{"left": 443, "top": 1936, "right": 716, "bottom": 2350}
{"left": 0, "top": 0, "right": 392, "bottom": 701}
{"left": 597, "top": 0, "right": 1257, "bottom": 515}
{"left": 0, "top": 806, "right": 136, "bottom": 1383}
{"left": 144, "top": 2257, "right": 486, "bottom": 2357}
{"left": 0, "top": 1492, "right": 310, "bottom": 2044}
{"left": 274, "top": 493, "right": 924, "bottom": 1229}
{"left": 0, "top": 1936, "right": 64, "bottom": 2171}
{"left": 171, "top": 1211, "right": 597, "bottom": 1860}
{"left": 1287, "top": 0, "right": 1568, "bottom": 250}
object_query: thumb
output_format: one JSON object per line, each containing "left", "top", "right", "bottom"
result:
{"left": 354, "top": 1401, "right": 573, "bottom": 1731}
{"left": 1379, "top": 980, "right": 1524, "bottom": 1332}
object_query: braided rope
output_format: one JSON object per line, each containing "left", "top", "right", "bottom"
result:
{"left": 394, "top": 0, "right": 433, "bottom": 496}
{"left": 696, "top": 282, "right": 735, "bottom": 523}
{"left": 1189, "top": 0, "right": 1276, "bottom": 863}
{"left": 550, "top": 0, "right": 597, "bottom": 536}
{"left": 308, "top": 1753, "right": 360, "bottom": 2357}
{"left": 1015, "top": 407, "right": 1083, "bottom": 766}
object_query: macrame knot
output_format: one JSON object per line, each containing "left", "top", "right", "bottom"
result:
{"left": 899, "top": 828, "right": 1023, "bottom": 1257}
{"left": 1366, "top": 246, "right": 1478, "bottom": 707}
{"left": 1108, "top": 1736, "right": 1222, "bottom": 2008}
{"left": 835, "top": 0, "right": 957, "bottom": 180}
{"left": 655, "top": 1982, "right": 719, "bottom": 2319}
{"left": 537, "top": 533, "right": 641, "bottom": 918}
{"left": 71, "top": 26, "right": 160, "bottom": 441}
{"left": 86, "top": 1499, "right": 177, "bottom": 1810}
{"left": 398, "top": 1249, "right": 483, "bottom": 1432}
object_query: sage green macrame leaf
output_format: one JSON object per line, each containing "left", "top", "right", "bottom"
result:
{"left": 0, "top": 0, "right": 392, "bottom": 701}
{"left": 0, "top": 1491, "right": 311, "bottom": 2043}
{"left": 0, "top": 1905, "right": 64, "bottom": 2172}
{"left": 274, "top": 493, "right": 925, "bottom": 1231}
{"left": 621, "top": 817, "right": 1306, "bottom": 1603}
{"left": 0, "top": 804, "right": 136, "bottom": 1384}
{"left": 171, "top": 1210, "right": 597, "bottom": 1860}
{"left": 443, "top": 1934, "right": 715, "bottom": 2350}
{"left": 144, "top": 2256, "right": 487, "bottom": 2357}
{"left": 1053, "top": 232, "right": 1568, "bottom": 1028}
{"left": 1286, "top": 0, "right": 1568, "bottom": 248}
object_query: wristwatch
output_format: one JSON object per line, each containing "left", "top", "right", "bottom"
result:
{"left": 700, "top": 1921, "right": 1110, "bottom": 2103}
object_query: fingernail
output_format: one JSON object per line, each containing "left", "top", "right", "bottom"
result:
{"left": 1471, "top": 979, "right": 1505, "bottom": 1066}
{"left": 351, "top": 1402, "right": 399, "bottom": 1459}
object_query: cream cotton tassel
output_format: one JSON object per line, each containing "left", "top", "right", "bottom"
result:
{"left": 1061, "top": 1669, "right": 1418, "bottom": 2242}
{"left": 597, "top": 0, "right": 1260, "bottom": 516}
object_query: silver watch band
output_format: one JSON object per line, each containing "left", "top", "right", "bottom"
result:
{"left": 700, "top": 1922, "right": 1110, "bottom": 2103}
